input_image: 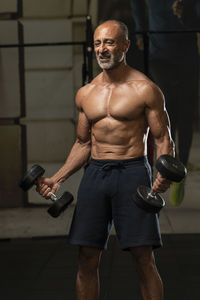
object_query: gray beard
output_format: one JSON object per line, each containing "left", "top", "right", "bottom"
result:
{"left": 96, "top": 56, "right": 115, "bottom": 70}
{"left": 96, "top": 53, "right": 124, "bottom": 70}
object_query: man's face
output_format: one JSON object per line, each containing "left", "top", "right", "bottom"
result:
{"left": 94, "top": 22, "right": 129, "bottom": 70}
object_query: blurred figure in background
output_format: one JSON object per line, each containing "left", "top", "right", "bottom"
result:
{"left": 130, "top": 0, "right": 200, "bottom": 206}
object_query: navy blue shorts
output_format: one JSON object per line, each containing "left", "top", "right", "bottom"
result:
{"left": 68, "top": 156, "right": 162, "bottom": 251}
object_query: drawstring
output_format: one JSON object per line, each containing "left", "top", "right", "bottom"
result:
{"left": 101, "top": 162, "right": 125, "bottom": 178}
{"left": 101, "top": 162, "right": 125, "bottom": 171}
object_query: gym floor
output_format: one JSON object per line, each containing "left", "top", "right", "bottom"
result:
{"left": 0, "top": 234, "right": 200, "bottom": 300}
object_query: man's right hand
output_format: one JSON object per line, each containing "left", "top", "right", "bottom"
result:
{"left": 36, "top": 177, "right": 60, "bottom": 199}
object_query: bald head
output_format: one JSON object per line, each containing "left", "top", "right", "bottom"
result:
{"left": 95, "top": 20, "right": 129, "bottom": 42}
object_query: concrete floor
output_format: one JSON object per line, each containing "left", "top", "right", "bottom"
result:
{"left": 0, "top": 234, "right": 200, "bottom": 300}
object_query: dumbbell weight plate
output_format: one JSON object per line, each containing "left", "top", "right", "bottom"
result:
{"left": 19, "top": 165, "right": 45, "bottom": 191}
{"left": 47, "top": 191, "right": 74, "bottom": 218}
{"left": 155, "top": 155, "right": 187, "bottom": 182}
{"left": 134, "top": 186, "right": 165, "bottom": 213}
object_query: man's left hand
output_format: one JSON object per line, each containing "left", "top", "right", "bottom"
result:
{"left": 152, "top": 172, "right": 172, "bottom": 193}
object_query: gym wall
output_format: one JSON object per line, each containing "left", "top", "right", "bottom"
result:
{"left": 0, "top": 0, "right": 98, "bottom": 208}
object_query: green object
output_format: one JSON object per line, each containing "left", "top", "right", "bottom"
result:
{"left": 171, "top": 179, "right": 186, "bottom": 206}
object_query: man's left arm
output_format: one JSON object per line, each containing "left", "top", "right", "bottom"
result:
{"left": 145, "top": 82, "right": 175, "bottom": 193}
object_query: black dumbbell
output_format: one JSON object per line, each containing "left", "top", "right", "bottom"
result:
{"left": 19, "top": 165, "right": 73, "bottom": 218}
{"left": 133, "top": 155, "right": 187, "bottom": 213}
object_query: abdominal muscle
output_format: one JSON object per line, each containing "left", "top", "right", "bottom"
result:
{"left": 90, "top": 116, "right": 147, "bottom": 160}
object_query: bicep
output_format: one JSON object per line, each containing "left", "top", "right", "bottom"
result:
{"left": 75, "top": 86, "right": 91, "bottom": 143}
{"left": 145, "top": 86, "right": 171, "bottom": 139}
{"left": 76, "top": 110, "right": 91, "bottom": 143}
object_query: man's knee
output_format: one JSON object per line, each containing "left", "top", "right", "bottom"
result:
{"left": 130, "top": 246, "right": 155, "bottom": 269}
{"left": 78, "top": 246, "right": 102, "bottom": 274}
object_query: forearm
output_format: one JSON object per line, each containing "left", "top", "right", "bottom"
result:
{"left": 51, "top": 139, "right": 91, "bottom": 184}
{"left": 154, "top": 129, "right": 175, "bottom": 159}
{"left": 152, "top": 131, "right": 175, "bottom": 192}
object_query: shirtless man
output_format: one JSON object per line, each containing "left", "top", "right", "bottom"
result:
{"left": 37, "top": 20, "right": 174, "bottom": 300}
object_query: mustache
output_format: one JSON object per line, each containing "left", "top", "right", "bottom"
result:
{"left": 98, "top": 53, "right": 111, "bottom": 59}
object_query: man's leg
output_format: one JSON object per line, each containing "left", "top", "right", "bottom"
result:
{"left": 130, "top": 246, "right": 163, "bottom": 300}
{"left": 76, "top": 246, "right": 102, "bottom": 300}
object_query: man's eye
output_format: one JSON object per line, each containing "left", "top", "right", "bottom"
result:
{"left": 94, "top": 43, "right": 100, "bottom": 47}
{"left": 106, "top": 41, "right": 114, "bottom": 45}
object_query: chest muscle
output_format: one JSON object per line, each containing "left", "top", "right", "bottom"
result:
{"left": 82, "top": 86, "right": 144, "bottom": 122}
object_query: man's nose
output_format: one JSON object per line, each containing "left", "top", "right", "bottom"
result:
{"left": 98, "top": 43, "right": 107, "bottom": 53}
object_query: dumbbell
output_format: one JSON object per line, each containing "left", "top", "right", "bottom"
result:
{"left": 19, "top": 165, "right": 73, "bottom": 218}
{"left": 133, "top": 155, "right": 187, "bottom": 213}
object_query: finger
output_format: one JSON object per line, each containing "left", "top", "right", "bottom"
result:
{"left": 35, "top": 183, "right": 45, "bottom": 193}
{"left": 155, "top": 178, "right": 171, "bottom": 187}
{"left": 51, "top": 183, "right": 60, "bottom": 195}
{"left": 36, "top": 177, "right": 46, "bottom": 186}
{"left": 159, "top": 184, "right": 171, "bottom": 193}
{"left": 37, "top": 185, "right": 49, "bottom": 195}
{"left": 152, "top": 180, "right": 171, "bottom": 193}
{"left": 156, "top": 173, "right": 171, "bottom": 184}
{"left": 158, "top": 179, "right": 171, "bottom": 186}
{"left": 36, "top": 185, "right": 51, "bottom": 198}
{"left": 41, "top": 187, "right": 52, "bottom": 199}
{"left": 36, "top": 182, "right": 45, "bottom": 189}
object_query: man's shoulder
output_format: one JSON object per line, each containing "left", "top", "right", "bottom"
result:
{"left": 128, "top": 69, "right": 155, "bottom": 91}
{"left": 76, "top": 82, "right": 96, "bottom": 99}
{"left": 76, "top": 74, "right": 101, "bottom": 95}
{"left": 127, "top": 68, "right": 164, "bottom": 103}
{"left": 75, "top": 76, "right": 100, "bottom": 108}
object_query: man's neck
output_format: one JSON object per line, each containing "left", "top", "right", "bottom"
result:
{"left": 102, "top": 62, "right": 130, "bottom": 84}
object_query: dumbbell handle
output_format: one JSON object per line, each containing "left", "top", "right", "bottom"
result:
{"left": 147, "top": 189, "right": 157, "bottom": 199}
{"left": 49, "top": 192, "right": 57, "bottom": 202}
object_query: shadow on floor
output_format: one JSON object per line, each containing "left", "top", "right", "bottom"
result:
{"left": 0, "top": 234, "right": 199, "bottom": 300}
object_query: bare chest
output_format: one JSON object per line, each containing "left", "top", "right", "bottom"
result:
{"left": 82, "top": 85, "right": 144, "bottom": 122}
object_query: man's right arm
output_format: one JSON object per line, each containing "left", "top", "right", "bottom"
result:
{"left": 36, "top": 86, "right": 92, "bottom": 198}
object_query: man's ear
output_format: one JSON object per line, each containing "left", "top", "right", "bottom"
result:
{"left": 124, "top": 39, "right": 130, "bottom": 53}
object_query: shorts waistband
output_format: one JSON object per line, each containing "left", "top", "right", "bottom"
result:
{"left": 90, "top": 156, "right": 148, "bottom": 168}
